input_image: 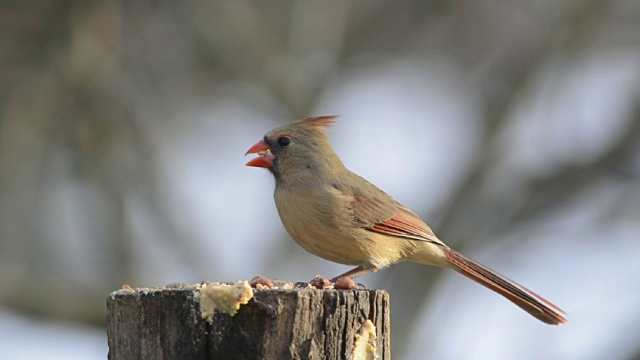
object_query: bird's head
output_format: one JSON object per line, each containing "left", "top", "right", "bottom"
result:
{"left": 245, "top": 116, "right": 344, "bottom": 183}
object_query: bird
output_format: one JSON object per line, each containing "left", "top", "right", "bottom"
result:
{"left": 245, "top": 116, "right": 566, "bottom": 325}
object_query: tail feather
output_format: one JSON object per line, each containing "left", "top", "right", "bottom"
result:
{"left": 443, "top": 248, "right": 566, "bottom": 325}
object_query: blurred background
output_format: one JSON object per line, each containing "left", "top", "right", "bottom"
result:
{"left": 1, "top": 0, "right": 639, "bottom": 359}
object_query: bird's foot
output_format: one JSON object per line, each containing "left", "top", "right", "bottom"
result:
{"left": 330, "top": 265, "right": 380, "bottom": 282}
{"left": 333, "top": 277, "right": 358, "bottom": 290}
{"left": 306, "top": 275, "right": 360, "bottom": 290}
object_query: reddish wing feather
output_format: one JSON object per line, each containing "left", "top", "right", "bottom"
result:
{"left": 369, "top": 201, "right": 441, "bottom": 243}
{"left": 340, "top": 178, "right": 441, "bottom": 244}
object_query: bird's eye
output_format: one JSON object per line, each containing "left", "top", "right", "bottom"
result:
{"left": 277, "top": 137, "right": 291, "bottom": 147}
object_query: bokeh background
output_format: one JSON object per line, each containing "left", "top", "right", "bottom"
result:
{"left": 1, "top": 1, "right": 640, "bottom": 359}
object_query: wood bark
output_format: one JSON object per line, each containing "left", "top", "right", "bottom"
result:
{"left": 107, "top": 285, "right": 390, "bottom": 360}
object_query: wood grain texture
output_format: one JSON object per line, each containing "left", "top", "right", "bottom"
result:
{"left": 107, "top": 285, "right": 390, "bottom": 360}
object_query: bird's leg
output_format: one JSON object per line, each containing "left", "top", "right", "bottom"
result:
{"left": 331, "top": 265, "right": 380, "bottom": 283}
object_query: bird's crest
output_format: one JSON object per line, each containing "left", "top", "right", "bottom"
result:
{"left": 301, "top": 116, "right": 338, "bottom": 129}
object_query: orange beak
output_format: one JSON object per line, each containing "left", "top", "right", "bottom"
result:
{"left": 245, "top": 140, "right": 275, "bottom": 168}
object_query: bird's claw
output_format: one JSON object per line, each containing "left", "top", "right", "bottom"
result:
{"left": 333, "top": 277, "right": 357, "bottom": 290}
{"left": 306, "top": 275, "right": 359, "bottom": 290}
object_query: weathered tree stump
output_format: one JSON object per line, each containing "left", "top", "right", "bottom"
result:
{"left": 107, "top": 282, "right": 390, "bottom": 360}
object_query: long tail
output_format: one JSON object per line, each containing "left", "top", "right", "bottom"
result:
{"left": 443, "top": 248, "right": 566, "bottom": 325}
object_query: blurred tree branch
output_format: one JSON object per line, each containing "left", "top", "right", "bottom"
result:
{"left": 514, "top": 98, "right": 640, "bottom": 223}
{"left": 381, "top": 0, "right": 618, "bottom": 354}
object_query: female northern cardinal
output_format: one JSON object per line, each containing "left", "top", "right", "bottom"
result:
{"left": 245, "top": 116, "right": 566, "bottom": 325}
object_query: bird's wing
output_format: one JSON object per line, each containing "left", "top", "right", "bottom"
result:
{"left": 335, "top": 174, "right": 445, "bottom": 246}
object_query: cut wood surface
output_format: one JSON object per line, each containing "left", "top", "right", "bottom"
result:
{"left": 107, "top": 282, "right": 390, "bottom": 360}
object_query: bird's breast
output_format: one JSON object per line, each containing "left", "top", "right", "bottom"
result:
{"left": 273, "top": 185, "right": 415, "bottom": 267}
{"left": 274, "top": 186, "right": 351, "bottom": 263}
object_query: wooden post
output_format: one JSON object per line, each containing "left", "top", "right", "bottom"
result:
{"left": 107, "top": 282, "right": 390, "bottom": 360}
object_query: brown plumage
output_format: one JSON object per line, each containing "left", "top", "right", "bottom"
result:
{"left": 245, "top": 116, "right": 566, "bottom": 325}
